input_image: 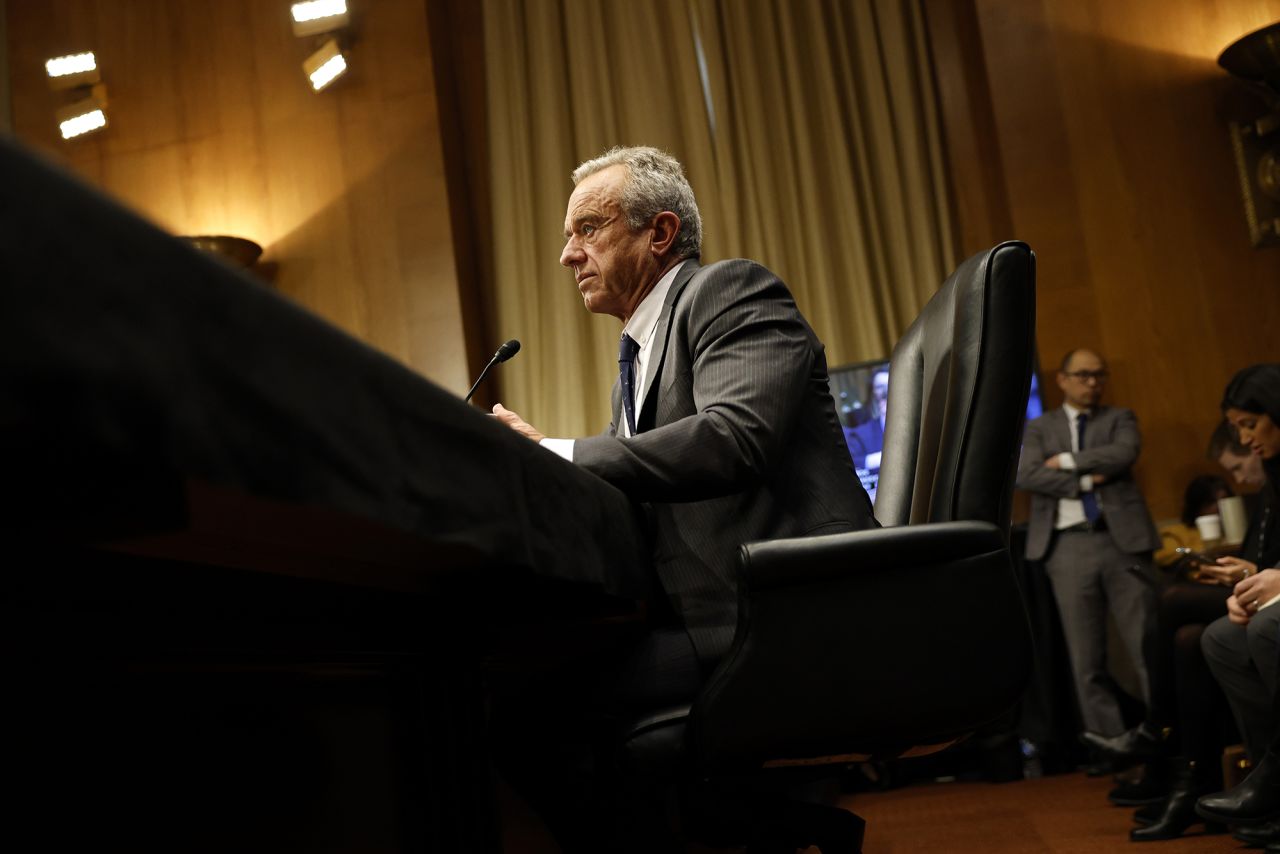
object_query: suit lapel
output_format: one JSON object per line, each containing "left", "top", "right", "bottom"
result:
{"left": 637, "top": 260, "right": 699, "bottom": 425}
{"left": 1055, "top": 407, "right": 1073, "bottom": 453}
{"left": 609, "top": 378, "right": 622, "bottom": 437}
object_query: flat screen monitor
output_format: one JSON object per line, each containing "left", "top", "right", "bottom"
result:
{"left": 828, "top": 358, "right": 1043, "bottom": 504}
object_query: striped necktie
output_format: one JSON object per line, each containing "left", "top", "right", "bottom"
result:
{"left": 1077, "top": 412, "right": 1102, "bottom": 524}
{"left": 619, "top": 333, "right": 639, "bottom": 436}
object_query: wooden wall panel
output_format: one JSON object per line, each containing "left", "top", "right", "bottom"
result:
{"left": 929, "top": 0, "right": 1280, "bottom": 520}
{"left": 5, "top": 0, "right": 472, "bottom": 394}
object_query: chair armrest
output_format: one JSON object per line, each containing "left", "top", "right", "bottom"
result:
{"left": 690, "top": 521, "right": 1032, "bottom": 774}
{"left": 739, "top": 520, "right": 1007, "bottom": 590}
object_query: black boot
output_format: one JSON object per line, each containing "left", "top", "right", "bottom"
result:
{"left": 1130, "top": 759, "right": 1225, "bottom": 842}
{"left": 1233, "top": 817, "right": 1280, "bottom": 847}
{"left": 1132, "top": 799, "right": 1163, "bottom": 826}
{"left": 1197, "top": 750, "right": 1280, "bottom": 825}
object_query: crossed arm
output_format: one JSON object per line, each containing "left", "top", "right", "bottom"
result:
{"left": 1016, "top": 408, "right": 1142, "bottom": 498}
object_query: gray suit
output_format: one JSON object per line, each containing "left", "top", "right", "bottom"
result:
{"left": 1202, "top": 607, "right": 1280, "bottom": 762}
{"left": 1017, "top": 405, "right": 1160, "bottom": 735}
{"left": 576, "top": 259, "right": 875, "bottom": 667}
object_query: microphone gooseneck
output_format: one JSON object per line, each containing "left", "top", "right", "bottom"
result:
{"left": 465, "top": 339, "right": 522, "bottom": 403}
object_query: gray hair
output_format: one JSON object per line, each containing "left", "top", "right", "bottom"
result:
{"left": 571, "top": 146, "right": 702, "bottom": 260}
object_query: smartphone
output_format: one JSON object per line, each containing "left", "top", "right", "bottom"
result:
{"left": 1175, "top": 547, "right": 1220, "bottom": 565}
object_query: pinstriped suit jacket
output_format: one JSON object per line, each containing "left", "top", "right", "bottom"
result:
{"left": 575, "top": 259, "right": 876, "bottom": 667}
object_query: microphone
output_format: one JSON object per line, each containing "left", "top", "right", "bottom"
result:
{"left": 465, "top": 339, "right": 521, "bottom": 403}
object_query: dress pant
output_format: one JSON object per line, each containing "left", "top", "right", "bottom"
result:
{"left": 489, "top": 625, "right": 704, "bottom": 854}
{"left": 1202, "top": 605, "right": 1280, "bottom": 762}
{"left": 1044, "top": 528, "right": 1157, "bottom": 736}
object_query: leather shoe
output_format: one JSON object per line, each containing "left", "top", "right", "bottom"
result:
{"left": 1080, "top": 722, "right": 1164, "bottom": 769}
{"left": 1197, "top": 751, "right": 1280, "bottom": 825}
{"left": 1111, "top": 762, "right": 1170, "bottom": 806}
{"left": 1233, "top": 818, "right": 1280, "bottom": 847}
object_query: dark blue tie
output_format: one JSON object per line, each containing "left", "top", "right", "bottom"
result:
{"left": 619, "top": 333, "right": 639, "bottom": 437}
{"left": 1077, "top": 412, "right": 1101, "bottom": 524}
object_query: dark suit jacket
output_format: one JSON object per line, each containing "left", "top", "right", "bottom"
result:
{"left": 575, "top": 259, "right": 875, "bottom": 666}
{"left": 1016, "top": 405, "right": 1160, "bottom": 561}
{"left": 844, "top": 417, "right": 885, "bottom": 471}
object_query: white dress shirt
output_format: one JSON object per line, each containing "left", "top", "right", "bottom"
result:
{"left": 1053, "top": 402, "right": 1102, "bottom": 530}
{"left": 541, "top": 261, "right": 688, "bottom": 461}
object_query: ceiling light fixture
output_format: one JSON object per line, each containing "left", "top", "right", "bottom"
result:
{"left": 304, "top": 38, "right": 347, "bottom": 91}
{"left": 45, "top": 51, "right": 100, "bottom": 90}
{"left": 291, "top": 0, "right": 349, "bottom": 37}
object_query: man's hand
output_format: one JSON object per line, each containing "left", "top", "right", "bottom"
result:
{"left": 1044, "top": 455, "right": 1061, "bottom": 469}
{"left": 1233, "top": 567, "right": 1280, "bottom": 619}
{"left": 1226, "top": 594, "right": 1251, "bottom": 626}
{"left": 492, "top": 403, "right": 545, "bottom": 443}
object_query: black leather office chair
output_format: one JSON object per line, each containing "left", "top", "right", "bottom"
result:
{"left": 621, "top": 241, "right": 1038, "bottom": 853}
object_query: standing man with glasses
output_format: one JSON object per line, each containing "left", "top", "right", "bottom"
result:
{"left": 1018, "top": 349, "right": 1161, "bottom": 769}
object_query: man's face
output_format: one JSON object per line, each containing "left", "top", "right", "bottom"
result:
{"left": 871, "top": 371, "right": 889, "bottom": 413}
{"left": 1056, "top": 350, "right": 1108, "bottom": 410}
{"left": 560, "top": 165, "right": 657, "bottom": 321}
{"left": 1216, "top": 448, "right": 1266, "bottom": 490}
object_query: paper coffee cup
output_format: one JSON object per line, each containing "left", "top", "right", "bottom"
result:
{"left": 1195, "top": 513, "right": 1223, "bottom": 543}
{"left": 1219, "top": 496, "right": 1248, "bottom": 545}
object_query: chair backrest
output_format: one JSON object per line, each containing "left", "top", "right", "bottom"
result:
{"left": 874, "top": 241, "right": 1036, "bottom": 538}
{"left": 684, "top": 242, "right": 1036, "bottom": 776}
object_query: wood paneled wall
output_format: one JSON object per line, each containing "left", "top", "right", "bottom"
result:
{"left": 5, "top": 0, "right": 477, "bottom": 394}
{"left": 928, "top": 0, "right": 1280, "bottom": 521}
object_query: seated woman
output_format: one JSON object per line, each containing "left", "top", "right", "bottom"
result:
{"left": 1083, "top": 367, "right": 1280, "bottom": 842}
{"left": 1196, "top": 364, "right": 1280, "bottom": 839}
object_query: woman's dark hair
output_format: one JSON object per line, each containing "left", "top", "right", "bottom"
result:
{"left": 1221, "top": 363, "right": 1280, "bottom": 423}
{"left": 1181, "top": 474, "right": 1232, "bottom": 527}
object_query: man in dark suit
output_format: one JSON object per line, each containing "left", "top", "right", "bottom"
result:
{"left": 1017, "top": 349, "right": 1161, "bottom": 752}
{"left": 845, "top": 367, "right": 889, "bottom": 471}
{"left": 493, "top": 146, "right": 874, "bottom": 851}
{"left": 495, "top": 145, "right": 873, "bottom": 673}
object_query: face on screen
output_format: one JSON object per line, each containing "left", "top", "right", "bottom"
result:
{"left": 871, "top": 370, "right": 889, "bottom": 416}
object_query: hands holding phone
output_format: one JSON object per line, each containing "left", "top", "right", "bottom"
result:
{"left": 1176, "top": 549, "right": 1252, "bottom": 586}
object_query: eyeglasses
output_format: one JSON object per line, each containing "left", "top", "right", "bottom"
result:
{"left": 1063, "top": 370, "right": 1109, "bottom": 383}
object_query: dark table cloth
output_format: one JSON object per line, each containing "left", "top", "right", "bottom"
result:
{"left": 0, "top": 135, "right": 650, "bottom": 602}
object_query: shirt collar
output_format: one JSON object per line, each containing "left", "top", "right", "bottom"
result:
{"left": 623, "top": 260, "right": 686, "bottom": 350}
{"left": 1063, "top": 402, "right": 1087, "bottom": 420}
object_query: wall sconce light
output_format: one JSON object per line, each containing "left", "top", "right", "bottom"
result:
{"left": 180, "top": 235, "right": 264, "bottom": 269}
{"left": 291, "top": 0, "right": 349, "bottom": 37}
{"left": 303, "top": 38, "right": 347, "bottom": 92}
{"left": 1219, "top": 21, "right": 1280, "bottom": 248}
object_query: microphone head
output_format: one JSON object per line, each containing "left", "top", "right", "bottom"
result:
{"left": 495, "top": 339, "right": 521, "bottom": 362}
